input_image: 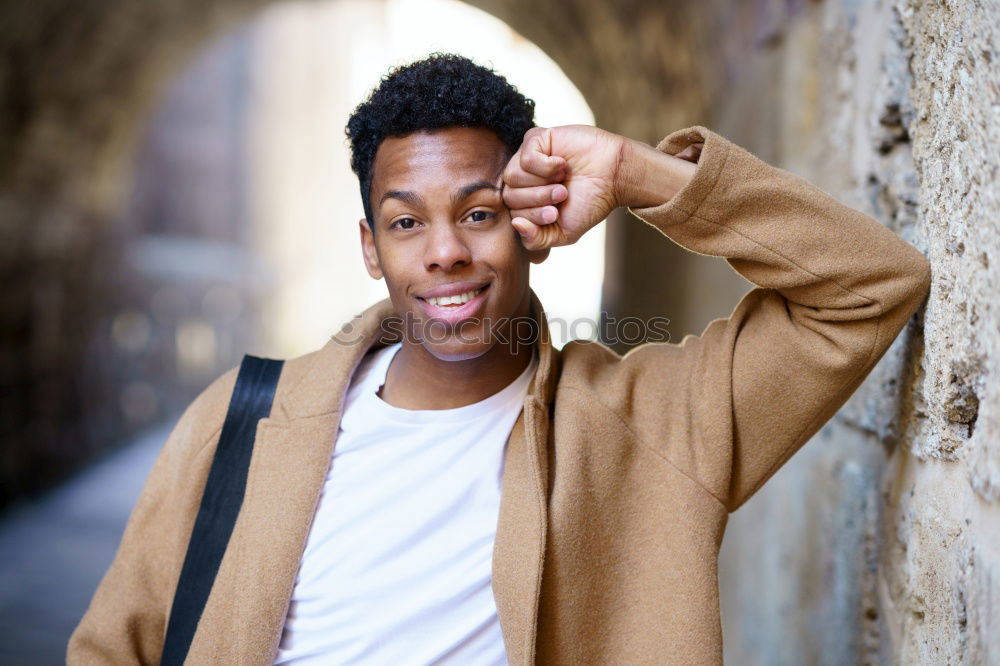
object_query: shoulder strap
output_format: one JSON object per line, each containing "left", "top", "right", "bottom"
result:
{"left": 161, "top": 355, "right": 284, "bottom": 666}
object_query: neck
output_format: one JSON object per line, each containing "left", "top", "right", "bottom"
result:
{"left": 379, "top": 316, "right": 536, "bottom": 411}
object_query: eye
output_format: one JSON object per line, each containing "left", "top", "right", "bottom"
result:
{"left": 466, "top": 210, "right": 494, "bottom": 224}
{"left": 390, "top": 217, "right": 420, "bottom": 231}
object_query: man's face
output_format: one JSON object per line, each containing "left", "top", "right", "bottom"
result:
{"left": 359, "top": 126, "right": 534, "bottom": 361}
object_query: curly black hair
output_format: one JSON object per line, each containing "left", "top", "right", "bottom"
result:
{"left": 346, "top": 53, "right": 536, "bottom": 227}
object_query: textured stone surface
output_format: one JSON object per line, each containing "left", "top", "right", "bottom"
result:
{"left": 897, "top": 0, "right": 999, "bottom": 487}
{"left": 720, "top": 423, "right": 888, "bottom": 663}
{"left": 710, "top": 0, "right": 1000, "bottom": 663}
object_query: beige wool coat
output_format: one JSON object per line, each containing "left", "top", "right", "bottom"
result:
{"left": 68, "top": 126, "right": 932, "bottom": 665}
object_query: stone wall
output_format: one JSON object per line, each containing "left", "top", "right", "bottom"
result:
{"left": 700, "top": 1, "right": 999, "bottom": 663}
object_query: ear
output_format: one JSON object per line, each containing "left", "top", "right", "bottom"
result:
{"left": 527, "top": 248, "right": 551, "bottom": 265}
{"left": 359, "top": 217, "right": 383, "bottom": 279}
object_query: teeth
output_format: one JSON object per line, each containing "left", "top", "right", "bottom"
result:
{"left": 427, "top": 287, "right": 483, "bottom": 307}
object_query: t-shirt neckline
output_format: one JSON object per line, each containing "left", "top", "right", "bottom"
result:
{"left": 359, "top": 343, "right": 537, "bottom": 425}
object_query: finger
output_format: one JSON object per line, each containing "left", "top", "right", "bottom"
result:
{"left": 511, "top": 217, "right": 560, "bottom": 251}
{"left": 509, "top": 205, "right": 559, "bottom": 227}
{"left": 502, "top": 183, "right": 567, "bottom": 210}
{"left": 502, "top": 161, "right": 565, "bottom": 188}
{"left": 519, "top": 129, "right": 567, "bottom": 178}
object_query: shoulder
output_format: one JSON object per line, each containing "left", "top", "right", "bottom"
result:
{"left": 156, "top": 347, "right": 311, "bottom": 475}
{"left": 162, "top": 365, "right": 241, "bottom": 463}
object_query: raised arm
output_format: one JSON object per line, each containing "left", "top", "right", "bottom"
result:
{"left": 502, "top": 125, "right": 931, "bottom": 512}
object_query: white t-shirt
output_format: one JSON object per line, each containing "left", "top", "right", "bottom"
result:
{"left": 274, "top": 342, "right": 537, "bottom": 665}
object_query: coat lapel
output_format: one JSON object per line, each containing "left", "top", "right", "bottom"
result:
{"left": 220, "top": 301, "right": 397, "bottom": 663}
{"left": 213, "top": 295, "right": 557, "bottom": 664}
{"left": 492, "top": 292, "right": 558, "bottom": 665}
{"left": 492, "top": 397, "right": 552, "bottom": 666}
{"left": 225, "top": 414, "right": 341, "bottom": 662}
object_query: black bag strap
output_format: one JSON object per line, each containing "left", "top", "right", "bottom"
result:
{"left": 161, "top": 355, "right": 284, "bottom": 666}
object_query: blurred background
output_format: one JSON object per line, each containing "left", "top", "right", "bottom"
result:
{"left": 1, "top": 0, "right": 998, "bottom": 663}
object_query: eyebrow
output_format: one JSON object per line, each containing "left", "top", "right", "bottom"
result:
{"left": 378, "top": 180, "right": 501, "bottom": 212}
{"left": 453, "top": 180, "right": 501, "bottom": 205}
{"left": 379, "top": 189, "right": 425, "bottom": 209}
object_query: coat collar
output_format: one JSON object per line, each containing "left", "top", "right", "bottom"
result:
{"left": 223, "top": 291, "right": 557, "bottom": 665}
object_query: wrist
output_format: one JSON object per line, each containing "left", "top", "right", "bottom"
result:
{"left": 614, "top": 137, "right": 698, "bottom": 209}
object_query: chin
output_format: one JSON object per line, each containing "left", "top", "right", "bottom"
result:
{"left": 420, "top": 330, "right": 497, "bottom": 362}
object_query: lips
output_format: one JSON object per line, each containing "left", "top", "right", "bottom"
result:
{"left": 416, "top": 280, "right": 489, "bottom": 300}
{"left": 423, "top": 285, "right": 486, "bottom": 307}
{"left": 415, "top": 281, "right": 491, "bottom": 325}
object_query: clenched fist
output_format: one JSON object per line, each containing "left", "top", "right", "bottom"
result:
{"left": 501, "top": 125, "right": 700, "bottom": 252}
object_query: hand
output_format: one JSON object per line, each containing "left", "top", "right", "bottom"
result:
{"left": 502, "top": 126, "right": 702, "bottom": 252}
{"left": 501, "top": 125, "right": 626, "bottom": 251}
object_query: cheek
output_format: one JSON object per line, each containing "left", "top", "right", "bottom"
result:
{"left": 373, "top": 241, "right": 415, "bottom": 294}
{"left": 476, "top": 228, "right": 529, "bottom": 285}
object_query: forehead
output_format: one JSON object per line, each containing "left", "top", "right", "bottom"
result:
{"left": 371, "top": 127, "right": 508, "bottom": 193}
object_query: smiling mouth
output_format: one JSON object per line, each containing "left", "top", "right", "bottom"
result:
{"left": 418, "top": 284, "right": 489, "bottom": 308}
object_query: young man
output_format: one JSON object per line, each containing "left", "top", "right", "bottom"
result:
{"left": 69, "top": 54, "right": 931, "bottom": 664}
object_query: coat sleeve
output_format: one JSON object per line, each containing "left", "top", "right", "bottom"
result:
{"left": 610, "top": 126, "right": 931, "bottom": 513}
{"left": 66, "top": 368, "right": 237, "bottom": 664}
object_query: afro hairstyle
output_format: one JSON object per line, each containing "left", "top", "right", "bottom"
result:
{"left": 346, "top": 53, "right": 536, "bottom": 227}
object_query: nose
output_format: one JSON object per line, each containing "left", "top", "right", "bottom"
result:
{"left": 423, "top": 222, "right": 472, "bottom": 272}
